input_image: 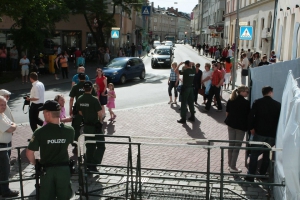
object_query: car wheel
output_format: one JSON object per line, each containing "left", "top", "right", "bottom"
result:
{"left": 140, "top": 70, "right": 145, "bottom": 79}
{"left": 151, "top": 62, "right": 155, "bottom": 68}
{"left": 120, "top": 75, "right": 126, "bottom": 84}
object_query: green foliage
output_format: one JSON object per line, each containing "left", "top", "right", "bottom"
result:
{"left": 65, "top": 0, "right": 143, "bottom": 47}
{"left": 0, "top": 0, "right": 69, "bottom": 56}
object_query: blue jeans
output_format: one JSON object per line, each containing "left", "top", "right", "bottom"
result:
{"left": 0, "top": 144, "right": 11, "bottom": 195}
{"left": 248, "top": 134, "right": 275, "bottom": 179}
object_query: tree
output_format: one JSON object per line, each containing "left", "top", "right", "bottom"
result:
{"left": 66, "top": 0, "right": 143, "bottom": 48}
{"left": 0, "top": 0, "right": 69, "bottom": 56}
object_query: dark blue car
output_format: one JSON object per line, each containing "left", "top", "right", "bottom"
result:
{"left": 103, "top": 57, "right": 146, "bottom": 84}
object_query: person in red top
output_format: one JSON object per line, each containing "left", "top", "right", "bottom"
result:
{"left": 209, "top": 46, "right": 213, "bottom": 58}
{"left": 212, "top": 46, "right": 217, "bottom": 58}
{"left": 74, "top": 48, "right": 82, "bottom": 67}
{"left": 222, "top": 47, "right": 228, "bottom": 60}
{"left": 203, "top": 63, "right": 224, "bottom": 112}
{"left": 95, "top": 68, "right": 107, "bottom": 119}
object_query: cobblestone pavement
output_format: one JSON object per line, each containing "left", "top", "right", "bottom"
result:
{"left": 5, "top": 89, "right": 278, "bottom": 200}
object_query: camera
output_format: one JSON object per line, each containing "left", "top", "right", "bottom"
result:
{"left": 23, "top": 95, "right": 29, "bottom": 100}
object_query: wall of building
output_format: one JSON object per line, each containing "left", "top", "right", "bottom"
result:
{"left": 224, "top": 0, "right": 274, "bottom": 56}
{"left": 274, "top": 0, "right": 300, "bottom": 61}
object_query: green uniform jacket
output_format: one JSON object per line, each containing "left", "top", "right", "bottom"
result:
{"left": 28, "top": 123, "right": 74, "bottom": 165}
{"left": 76, "top": 93, "right": 102, "bottom": 125}
{"left": 69, "top": 81, "right": 96, "bottom": 101}
{"left": 179, "top": 66, "right": 196, "bottom": 87}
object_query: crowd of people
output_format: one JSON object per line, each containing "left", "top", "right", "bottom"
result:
{"left": 168, "top": 54, "right": 281, "bottom": 182}
{"left": 0, "top": 59, "right": 117, "bottom": 198}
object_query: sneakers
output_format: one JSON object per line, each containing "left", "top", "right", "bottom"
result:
{"left": 55, "top": 78, "right": 60, "bottom": 80}
{"left": 168, "top": 101, "right": 173, "bottom": 104}
{"left": 177, "top": 119, "right": 186, "bottom": 124}
{"left": 229, "top": 168, "right": 242, "bottom": 173}
{"left": 216, "top": 109, "right": 222, "bottom": 112}
{"left": 2, "top": 190, "right": 19, "bottom": 197}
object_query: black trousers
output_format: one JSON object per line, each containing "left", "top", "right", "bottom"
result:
{"left": 61, "top": 67, "right": 68, "bottom": 79}
{"left": 193, "top": 86, "right": 199, "bottom": 103}
{"left": 205, "top": 85, "right": 222, "bottom": 111}
{"left": 29, "top": 103, "right": 44, "bottom": 132}
{"left": 168, "top": 81, "right": 178, "bottom": 97}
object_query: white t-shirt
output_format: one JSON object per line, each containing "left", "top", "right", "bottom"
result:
{"left": 30, "top": 81, "right": 45, "bottom": 104}
{"left": 0, "top": 113, "right": 12, "bottom": 143}
{"left": 20, "top": 58, "right": 30, "bottom": 70}
{"left": 228, "top": 49, "right": 233, "bottom": 57}
{"left": 242, "top": 57, "right": 249, "bottom": 69}
{"left": 202, "top": 70, "right": 213, "bottom": 87}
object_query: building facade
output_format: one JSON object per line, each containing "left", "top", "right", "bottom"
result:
{"left": 224, "top": 0, "right": 275, "bottom": 56}
{"left": 274, "top": 0, "right": 300, "bottom": 61}
{"left": 200, "top": 0, "right": 226, "bottom": 46}
{"left": 149, "top": 6, "right": 177, "bottom": 42}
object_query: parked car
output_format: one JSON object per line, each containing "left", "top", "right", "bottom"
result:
{"left": 151, "top": 46, "right": 174, "bottom": 68}
{"left": 165, "top": 41, "right": 174, "bottom": 48}
{"left": 153, "top": 41, "right": 161, "bottom": 49}
{"left": 103, "top": 57, "right": 146, "bottom": 84}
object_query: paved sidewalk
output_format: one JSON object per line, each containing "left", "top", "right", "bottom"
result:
{"left": 7, "top": 90, "right": 274, "bottom": 199}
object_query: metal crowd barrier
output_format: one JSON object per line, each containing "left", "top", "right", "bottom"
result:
{"left": 0, "top": 146, "right": 36, "bottom": 200}
{"left": 75, "top": 135, "right": 285, "bottom": 200}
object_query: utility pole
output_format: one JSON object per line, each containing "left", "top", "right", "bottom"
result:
{"left": 231, "top": 0, "right": 239, "bottom": 90}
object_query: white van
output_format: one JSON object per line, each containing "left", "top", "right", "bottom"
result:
{"left": 153, "top": 41, "right": 161, "bottom": 48}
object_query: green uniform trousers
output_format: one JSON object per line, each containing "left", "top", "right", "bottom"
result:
{"left": 40, "top": 166, "right": 72, "bottom": 200}
{"left": 180, "top": 86, "right": 195, "bottom": 120}
{"left": 72, "top": 114, "right": 83, "bottom": 142}
{"left": 85, "top": 126, "right": 106, "bottom": 165}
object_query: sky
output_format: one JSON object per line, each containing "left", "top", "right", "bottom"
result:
{"left": 150, "top": 0, "right": 198, "bottom": 14}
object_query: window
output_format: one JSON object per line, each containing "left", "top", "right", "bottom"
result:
{"left": 154, "top": 18, "right": 157, "bottom": 23}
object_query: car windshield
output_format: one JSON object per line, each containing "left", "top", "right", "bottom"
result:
{"left": 106, "top": 59, "right": 127, "bottom": 68}
{"left": 154, "top": 49, "right": 170, "bottom": 55}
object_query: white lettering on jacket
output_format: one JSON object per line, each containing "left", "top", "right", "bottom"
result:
{"left": 47, "top": 139, "right": 66, "bottom": 144}
{"left": 80, "top": 103, "right": 89, "bottom": 107}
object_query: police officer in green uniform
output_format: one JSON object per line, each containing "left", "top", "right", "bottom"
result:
{"left": 76, "top": 81, "right": 105, "bottom": 171}
{"left": 176, "top": 60, "right": 196, "bottom": 124}
{"left": 69, "top": 73, "right": 96, "bottom": 154}
{"left": 26, "top": 100, "right": 75, "bottom": 200}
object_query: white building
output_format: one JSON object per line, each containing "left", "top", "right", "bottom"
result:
{"left": 200, "top": 0, "right": 226, "bottom": 46}
{"left": 224, "top": 0, "right": 275, "bottom": 55}
{"left": 191, "top": 4, "right": 201, "bottom": 44}
{"left": 274, "top": 0, "right": 300, "bottom": 61}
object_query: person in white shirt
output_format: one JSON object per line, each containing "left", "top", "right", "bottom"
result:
{"left": 238, "top": 53, "right": 249, "bottom": 86}
{"left": 26, "top": 72, "right": 45, "bottom": 132}
{"left": 0, "top": 96, "right": 19, "bottom": 198}
{"left": 228, "top": 48, "right": 233, "bottom": 57}
{"left": 0, "top": 89, "right": 14, "bottom": 157}
{"left": 19, "top": 55, "right": 30, "bottom": 84}
{"left": 201, "top": 63, "right": 213, "bottom": 104}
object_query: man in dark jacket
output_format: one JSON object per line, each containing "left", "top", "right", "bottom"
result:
{"left": 245, "top": 86, "right": 281, "bottom": 182}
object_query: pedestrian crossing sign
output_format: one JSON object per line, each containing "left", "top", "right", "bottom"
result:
{"left": 142, "top": 6, "right": 151, "bottom": 16}
{"left": 240, "top": 26, "right": 253, "bottom": 40}
{"left": 111, "top": 30, "right": 119, "bottom": 39}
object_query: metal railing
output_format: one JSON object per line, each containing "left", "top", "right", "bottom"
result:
{"left": 0, "top": 146, "right": 36, "bottom": 200}
{"left": 76, "top": 135, "right": 285, "bottom": 200}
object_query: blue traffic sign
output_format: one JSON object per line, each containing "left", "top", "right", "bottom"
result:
{"left": 111, "top": 30, "right": 119, "bottom": 39}
{"left": 240, "top": 26, "right": 253, "bottom": 40}
{"left": 142, "top": 6, "right": 151, "bottom": 16}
